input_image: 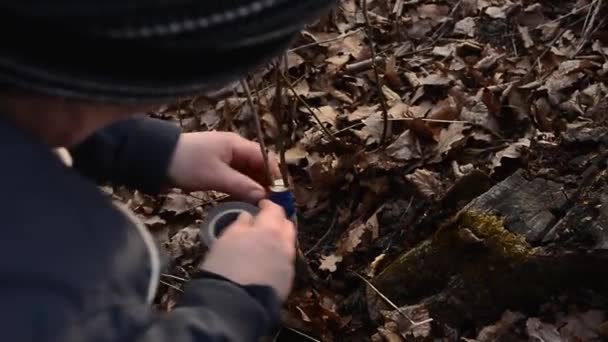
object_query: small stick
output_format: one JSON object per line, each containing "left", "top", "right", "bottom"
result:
{"left": 159, "top": 280, "right": 184, "bottom": 293}
{"left": 284, "top": 327, "right": 322, "bottom": 342}
{"left": 344, "top": 56, "right": 385, "bottom": 73}
{"left": 275, "top": 54, "right": 290, "bottom": 187}
{"left": 240, "top": 78, "right": 274, "bottom": 186}
{"left": 354, "top": 272, "right": 434, "bottom": 327}
{"left": 361, "top": 0, "right": 390, "bottom": 144}
{"left": 305, "top": 209, "right": 339, "bottom": 256}
{"left": 288, "top": 28, "right": 363, "bottom": 52}
{"left": 161, "top": 273, "right": 188, "bottom": 282}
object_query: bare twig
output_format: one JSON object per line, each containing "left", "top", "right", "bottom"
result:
{"left": 428, "top": 0, "right": 464, "bottom": 46}
{"left": 537, "top": 2, "right": 593, "bottom": 28}
{"left": 240, "top": 78, "right": 273, "bottom": 185}
{"left": 305, "top": 209, "right": 339, "bottom": 256}
{"left": 284, "top": 327, "right": 322, "bottom": 342}
{"left": 274, "top": 55, "right": 290, "bottom": 187}
{"left": 354, "top": 272, "right": 434, "bottom": 327}
{"left": 278, "top": 71, "right": 340, "bottom": 144}
{"left": 288, "top": 28, "right": 363, "bottom": 52}
{"left": 361, "top": 0, "right": 390, "bottom": 144}
{"left": 160, "top": 280, "right": 184, "bottom": 293}
{"left": 161, "top": 273, "right": 188, "bottom": 282}
{"left": 345, "top": 56, "right": 385, "bottom": 73}
{"left": 575, "top": 0, "right": 604, "bottom": 55}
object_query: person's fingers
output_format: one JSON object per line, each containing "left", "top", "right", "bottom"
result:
{"left": 257, "top": 200, "right": 287, "bottom": 220}
{"left": 228, "top": 134, "right": 280, "bottom": 187}
{"left": 211, "top": 163, "right": 266, "bottom": 203}
{"left": 219, "top": 211, "right": 253, "bottom": 239}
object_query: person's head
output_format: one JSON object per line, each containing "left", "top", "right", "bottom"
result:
{"left": 0, "top": 0, "right": 336, "bottom": 145}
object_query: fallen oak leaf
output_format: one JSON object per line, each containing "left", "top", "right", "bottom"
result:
{"left": 349, "top": 105, "right": 379, "bottom": 122}
{"left": 285, "top": 144, "right": 309, "bottom": 165}
{"left": 387, "top": 130, "right": 422, "bottom": 161}
{"left": 319, "top": 254, "right": 343, "bottom": 272}
{"left": 337, "top": 211, "right": 380, "bottom": 254}
{"left": 491, "top": 138, "right": 531, "bottom": 171}
{"left": 405, "top": 169, "right": 444, "bottom": 199}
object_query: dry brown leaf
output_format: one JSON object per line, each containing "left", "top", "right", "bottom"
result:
{"left": 474, "top": 53, "right": 504, "bottom": 71}
{"left": 350, "top": 105, "right": 379, "bottom": 122}
{"left": 337, "top": 212, "right": 379, "bottom": 254}
{"left": 161, "top": 193, "right": 203, "bottom": 215}
{"left": 420, "top": 74, "right": 452, "bottom": 87}
{"left": 165, "top": 227, "right": 200, "bottom": 259}
{"left": 434, "top": 123, "right": 469, "bottom": 158}
{"left": 381, "top": 304, "right": 432, "bottom": 339}
{"left": 491, "top": 138, "right": 531, "bottom": 171}
{"left": 382, "top": 85, "right": 402, "bottom": 106}
{"left": 286, "top": 51, "right": 305, "bottom": 69}
{"left": 361, "top": 112, "right": 387, "bottom": 144}
{"left": 319, "top": 254, "right": 343, "bottom": 272}
{"left": 330, "top": 89, "right": 354, "bottom": 104}
{"left": 261, "top": 113, "right": 279, "bottom": 139}
{"left": 485, "top": 6, "right": 507, "bottom": 19}
{"left": 387, "top": 130, "right": 422, "bottom": 161}
{"left": 312, "top": 106, "right": 339, "bottom": 126}
{"left": 142, "top": 215, "right": 166, "bottom": 227}
{"left": 461, "top": 101, "right": 500, "bottom": 133}
{"left": 417, "top": 4, "right": 450, "bottom": 26}
{"left": 454, "top": 17, "right": 477, "bottom": 37}
{"left": 388, "top": 102, "right": 410, "bottom": 118}
{"left": 405, "top": 169, "right": 444, "bottom": 199}
{"left": 293, "top": 79, "right": 310, "bottom": 97}
{"left": 557, "top": 310, "right": 605, "bottom": 341}
{"left": 285, "top": 144, "right": 309, "bottom": 165}
{"left": 385, "top": 54, "right": 401, "bottom": 87}
{"left": 526, "top": 318, "right": 563, "bottom": 341}
{"left": 432, "top": 44, "right": 456, "bottom": 57}
{"left": 518, "top": 25, "right": 535, "bottom": 48}
{"left": 476, "top": 311, "right": 526, "bottom": 342}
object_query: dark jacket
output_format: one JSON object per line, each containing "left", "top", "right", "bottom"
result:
{"left": 0, "top": 115, "right": 280, "bottom": 342}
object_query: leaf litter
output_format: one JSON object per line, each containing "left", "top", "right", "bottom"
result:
{"left": 107, "top": 0, "right": 608, "bottom": 340}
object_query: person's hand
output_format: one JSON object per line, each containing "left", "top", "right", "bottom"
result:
{"left": 200, "top": 200, "right": 296, "bottom": 300}
{"left": 168, "top": 132, "right": 281, "bottom": 203}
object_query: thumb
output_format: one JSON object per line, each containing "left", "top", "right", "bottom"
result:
{"left": 214, "top": 164, "right": 267, "bottom": 203}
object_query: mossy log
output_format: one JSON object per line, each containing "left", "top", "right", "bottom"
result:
{"left": 369, "top": 169, "right": 608, "bottom": 329}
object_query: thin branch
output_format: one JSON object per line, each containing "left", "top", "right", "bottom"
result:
{"left": 278, "top": 71, "right": 340, "bottom": 144}
{"left": 354, "top": 272, "right": 434, "bottom": 327}
{"left": 161, "top": 273, "right": 188, "bottom": 282}
{"left": 160, "top": 280, "right": 184, "bottom": 293}
{"left": 240, "top": 79, "right": 274, "bottom": 185}
{"left": 288, "top": 28, "right": 363, "bottom": 52}
{"left": 274, "top": 54, "right": 290, "bottom": 187}
{"left": 361, "top": 0, "right": 390, "bottom": 144}
{"left": 428, "top": 0, "right": 464, "bottom": 46}
{"left": 575, "top": 0, "right": 604, "bottom": 56}
{"left": 305, "top": 209, "right": 339, "bottom": 256}
{"left": 284, "top": 327, "right": 322, "bottom": 342}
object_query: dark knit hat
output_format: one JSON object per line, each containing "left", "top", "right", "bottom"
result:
{"left": 0, "top": 0, "right": 335, "bottom": 103}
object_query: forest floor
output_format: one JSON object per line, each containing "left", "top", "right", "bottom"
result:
{"left": 110, "top": 0, "right": 608, "bottom": 340}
